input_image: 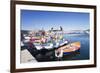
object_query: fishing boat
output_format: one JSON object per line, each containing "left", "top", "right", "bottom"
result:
{"left": 34, "top": 40, "right": 69, "bottom": 50}
{"left": 63, "top": 42, "right": 81, "bottom": 54}
{"left": 60, "top": 42, "right": 80, "bottom": 55}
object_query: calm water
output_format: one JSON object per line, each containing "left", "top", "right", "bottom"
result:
{"left": 63, "top": 33, "right": 90, "bottom": 60}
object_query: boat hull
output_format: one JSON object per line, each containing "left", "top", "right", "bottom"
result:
{"left": 63, "top": 49, "right": 80, "bottom": 55}
{"left": 63, "top": 42, "right": 80, "bottom": 55}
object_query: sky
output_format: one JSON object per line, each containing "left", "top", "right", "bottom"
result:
{"left": 21, "top": 10, "right": 90, "bottom": 31}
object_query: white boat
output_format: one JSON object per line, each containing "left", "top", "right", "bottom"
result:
{"left": 34, "top": 40, "right": 68, "bottom": 50}
{"left": 34, "top": 43, "right": 53, "bottom": 50}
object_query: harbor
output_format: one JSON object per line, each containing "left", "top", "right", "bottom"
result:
{"left": 20, "top": 27, "right": 83, "bottom": 63}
